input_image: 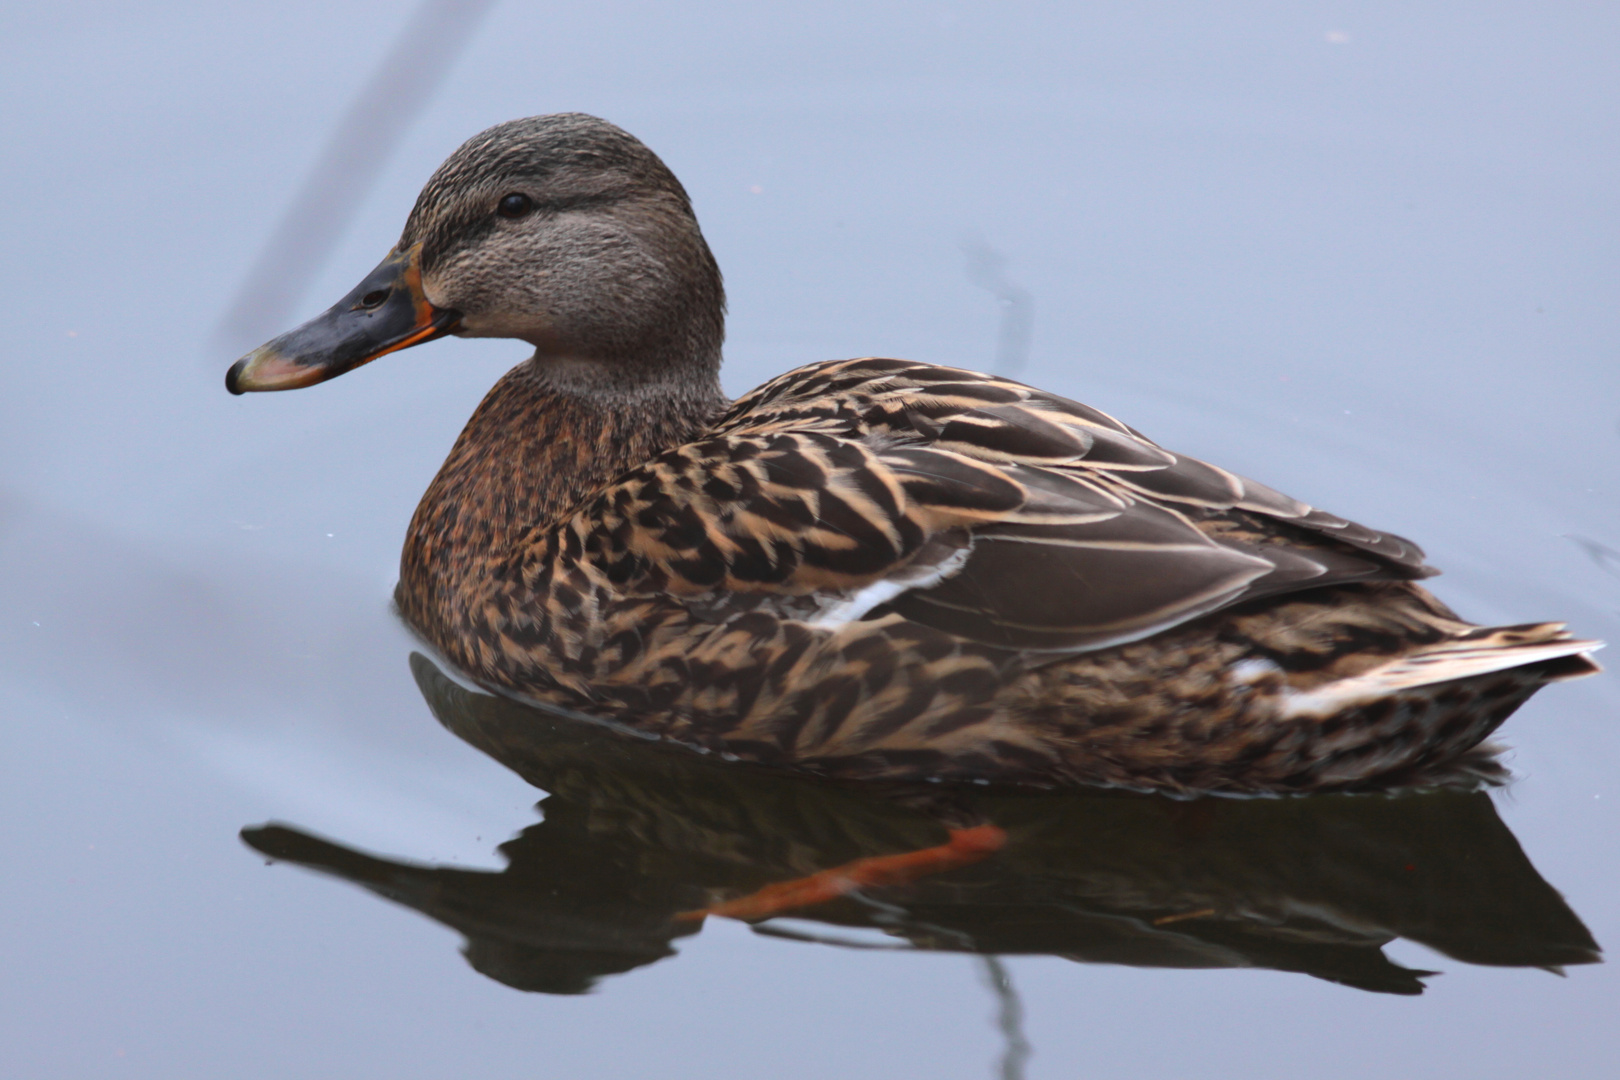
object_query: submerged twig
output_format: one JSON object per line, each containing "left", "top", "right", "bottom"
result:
{"left": 977, "top": 955, "right": 1033, "bottom": 1080}
{"left": 961, "top": 238, "right": 1034, "bottom": 376}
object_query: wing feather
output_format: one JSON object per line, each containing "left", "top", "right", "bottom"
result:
{"left": 563, "top": 358, "right": 1432, "bottom": 659}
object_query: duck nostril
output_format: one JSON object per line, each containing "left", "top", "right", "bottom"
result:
{"left": 360, "top": 289, "right": 390, "bottom": 309}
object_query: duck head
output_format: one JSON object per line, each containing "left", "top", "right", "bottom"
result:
{"left": 226, "top": 113, "right": 725, "bottom": 396}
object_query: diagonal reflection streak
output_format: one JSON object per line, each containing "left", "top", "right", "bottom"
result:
{"left": 962, "top": 237, "right": 1034, "bottom": 376}
{"left": 979, "top": 955, "right": 1033, "bottom": 1080}
{"left": 216, "top": 0, "right": 495, "bottom": 354}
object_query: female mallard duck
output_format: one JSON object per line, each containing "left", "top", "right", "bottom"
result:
{"left": 228, "top": 113, "right": 1600, "bottom": 799}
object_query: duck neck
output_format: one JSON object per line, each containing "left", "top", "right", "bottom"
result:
{"left": 398, "top": 354, "right": 725, "bottom": 640}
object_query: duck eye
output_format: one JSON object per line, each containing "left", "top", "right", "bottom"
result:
{"left": 359, "top": 289, "right": 390, "bottom": 309}
{"left": 497, "top": 193, "right": 534, "bottom": 218}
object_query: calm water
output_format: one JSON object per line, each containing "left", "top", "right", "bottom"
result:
{"left": 4, "top": 3, "right": 1617, "bottom": 1077}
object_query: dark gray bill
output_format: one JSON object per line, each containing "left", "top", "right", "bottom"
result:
{"left": 225, "top": 245, "right": 459, "bottom": 394}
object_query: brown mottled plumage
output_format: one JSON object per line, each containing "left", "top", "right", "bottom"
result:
{"left": 229, "top": 113, "right": 1601, "bottom": 796}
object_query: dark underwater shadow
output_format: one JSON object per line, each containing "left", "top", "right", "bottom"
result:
{"left": 242, "top": 653, "right": 1600, "bottom": 997}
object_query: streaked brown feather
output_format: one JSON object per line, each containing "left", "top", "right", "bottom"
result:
{"left": 397, "top": 356, "right": 1598, "bottom": 795}
{"left": 538, "top": 358, "right": 1430, "bottom": 654}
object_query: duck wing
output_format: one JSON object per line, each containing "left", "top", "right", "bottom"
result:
{"left": 578, "top": 358, "right": 1432, "bottom": 656}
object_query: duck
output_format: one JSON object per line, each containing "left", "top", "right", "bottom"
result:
{"left": 227, "top": 112, "right": 1601, "bottom": 801}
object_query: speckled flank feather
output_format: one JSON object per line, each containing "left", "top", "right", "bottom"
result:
{"left": 399, "top": 355, "right": 1600, "bottom": 794}
{"left": 240, "top": 113, "right": 1599, "bottom": 795}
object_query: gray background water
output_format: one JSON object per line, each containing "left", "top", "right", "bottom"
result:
{"left": 3, "top": 2, "right": 1617, "bottom": 1076}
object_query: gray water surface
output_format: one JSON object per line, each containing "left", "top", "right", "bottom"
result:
{"left": 4, "top": 3, "right": 1617, "bottom": 1077}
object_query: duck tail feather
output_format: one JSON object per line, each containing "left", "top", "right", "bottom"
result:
{"left": 1280, "top": 624, "right": 1602, "bottom": 720}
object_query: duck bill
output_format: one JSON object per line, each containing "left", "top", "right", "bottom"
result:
{"left": 225, "top": 246, "right": 460, "bottom": 394}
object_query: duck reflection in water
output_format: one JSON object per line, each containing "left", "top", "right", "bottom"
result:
{"left": 242, "top": 654, "right": 1599, "bottom": 998}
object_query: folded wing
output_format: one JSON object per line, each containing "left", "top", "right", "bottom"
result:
{"left": 577, "top": 358, "right": 1431, "bottom": 657}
